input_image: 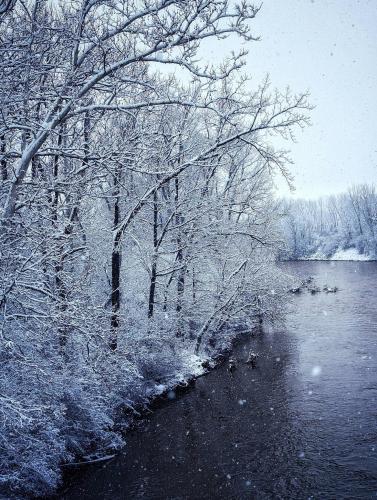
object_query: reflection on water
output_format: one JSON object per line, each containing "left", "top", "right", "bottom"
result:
{"left": 60, "top": 262, "right": 377, "bottom": 499}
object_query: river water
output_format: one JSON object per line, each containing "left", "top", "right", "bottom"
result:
{"left": 60, "top": 261, "right": 377, "bottom": 499}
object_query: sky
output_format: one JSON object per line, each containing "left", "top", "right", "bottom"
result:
{"left": 198, "top": 0, "right": 377, "bottom": 199}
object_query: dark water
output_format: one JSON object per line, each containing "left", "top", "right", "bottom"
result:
{"left": 60, "top": 262, "right": 377, "bottom": 499}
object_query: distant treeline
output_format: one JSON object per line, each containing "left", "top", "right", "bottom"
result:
{"left": 280, "top": 184, "right": 377, "bottom": 260}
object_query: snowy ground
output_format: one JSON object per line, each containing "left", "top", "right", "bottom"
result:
{"left": 303, "top": 248, "right": 373, "bottom": 261}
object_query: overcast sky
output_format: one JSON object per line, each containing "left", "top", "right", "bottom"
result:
{"left": 199, "top": 0, "right": 377, "bottom": 199}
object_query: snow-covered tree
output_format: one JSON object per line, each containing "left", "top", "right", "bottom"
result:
{"left": 0, "top": 2, "right": 310, "bottom": 496}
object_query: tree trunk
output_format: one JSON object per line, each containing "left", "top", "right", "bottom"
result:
{"left": 175, "top": 176, "right": 185, "bottom": 337}
{"left": 1, "top": 135, "right": 7, "bottom": 181}
{"left": 110, "top": 166, "right": 121, "bottom": 350}
{"left": 148, "top": 189, "right": 158, "bottom": 318}
{"left": 51, "top": 127, "right": 68, "bottom": 349}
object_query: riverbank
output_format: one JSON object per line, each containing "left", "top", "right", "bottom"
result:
{"left": 48, "top": 328, "right": 260, "bottom": 498}
{"left": 52, "top": 329, "right": 264, "bottom": 499}
{"left": 280, "top": 247, "right": 376, "bottom": 262}
{"left": 302, "top": 247, "right": 374, "bottom": 261}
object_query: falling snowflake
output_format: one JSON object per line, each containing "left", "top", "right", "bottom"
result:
{"left": 311, "top": 366, "right": 322, "bottom": 377}
{"left": 167, "top": 390, "right": 176, "bottom": 400}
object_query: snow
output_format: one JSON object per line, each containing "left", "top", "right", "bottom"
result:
{"left": 186, "top": 354, "right": 207, "bottom": 377}
{"left": 304, "top": 247, "right": 372, "bottom": 261}
{"left": 154, "top": 384, "right": 167, "bottom": 395}
{"left": 311, "top": 366, "right": 322, "bottom": 377}
{"left": 330, "top": 248, "right": 371, "bottom": 261}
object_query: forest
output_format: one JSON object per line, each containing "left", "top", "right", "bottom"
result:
{"left": 0, "top": 1, "right": 312, "bottom": 497}
{"left": 280, "top": 185, "right": 377, "bottom": 260}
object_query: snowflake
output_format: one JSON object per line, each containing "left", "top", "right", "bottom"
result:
{"left": 311, "top": 366, "right": 322, "bottom": 377}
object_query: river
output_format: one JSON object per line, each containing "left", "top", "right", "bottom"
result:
{"left": 58, "top": 261, "right": 377, "bottom": 499}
